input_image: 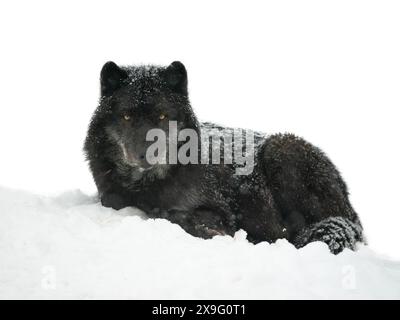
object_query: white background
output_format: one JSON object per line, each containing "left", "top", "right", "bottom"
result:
{"left": 0, "top": 0, "right": 399, "bottom": 258}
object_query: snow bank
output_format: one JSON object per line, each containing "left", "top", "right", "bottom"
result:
{"left": 0, "top": 186, "right": 399, "bottom": 299}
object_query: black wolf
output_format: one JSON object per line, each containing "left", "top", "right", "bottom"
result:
{"left": 84, "top": 61, "right": 364, "bottom": 254}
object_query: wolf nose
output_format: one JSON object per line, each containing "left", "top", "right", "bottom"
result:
{"left": 139, "top": 154, "right": 145, "bottom": 160}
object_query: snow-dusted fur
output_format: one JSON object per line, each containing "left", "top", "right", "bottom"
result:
{"left": 84, "top": 61, "right": 364, "bottom": 254}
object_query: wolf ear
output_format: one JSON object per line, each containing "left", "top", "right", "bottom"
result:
{"left": 100, "top": 61, "right": 128, "bottom": 97}
{"left": 164, "top": 61, "right": 188, "bottom": 95}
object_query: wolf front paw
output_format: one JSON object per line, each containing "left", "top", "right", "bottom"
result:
{"left": 162, "top": 208, "right": 233, "bottom": 239}
{"left": 100, "top": 193, "right": 128, "bottom": 210}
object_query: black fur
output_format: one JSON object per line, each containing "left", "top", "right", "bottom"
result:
{"left": 84, "top": 61, "right": 364, "bottom": 254}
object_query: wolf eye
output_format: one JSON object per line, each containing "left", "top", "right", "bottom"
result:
{"left": 159, "top": 113, "right": 167, "bottom": 120}
{"left": 123, "top": 114, "right": 131, "bottom": 121}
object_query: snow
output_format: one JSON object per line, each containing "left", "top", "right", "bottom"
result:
{"left": 1, "top": 186, "right": 399, "bottom": 299}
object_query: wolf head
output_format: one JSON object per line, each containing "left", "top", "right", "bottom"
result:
{"left": 97, "top": 61, "right": 200, "bottom": 172}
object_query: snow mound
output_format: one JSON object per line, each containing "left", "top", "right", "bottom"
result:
{"left": 0, "top": 186, "right": 399, "bottom": 299}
